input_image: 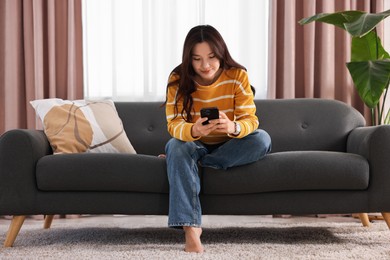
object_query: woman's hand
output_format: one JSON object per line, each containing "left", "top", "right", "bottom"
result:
{"left": 191, "top": 116, "right": 219, "bottom": 137}
{"left": 191, "top": 111, "right": 235, "bottom": 137}
{"left": 212, "top": 111, "right": 235, "bottom": 134}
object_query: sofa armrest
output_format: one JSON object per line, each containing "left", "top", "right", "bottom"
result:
{"left": 347, "top": 125, "right": 390, "bottom": 210}
{"left": 0, "top": 129, "right": 52, "bottom": 214}
{"left": 347, "top": 125, "right": 390, "bottom": 159}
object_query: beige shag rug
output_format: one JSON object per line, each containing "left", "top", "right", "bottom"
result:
{"left": 0, "top": 215, "right": 389, "bottom": 259}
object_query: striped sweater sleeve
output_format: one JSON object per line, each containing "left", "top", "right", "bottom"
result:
{"left": 231, "top": 69, "right": 259, "bottom": 138}
{"left": 165, "top": 73, "right": 199, "bottom": 142}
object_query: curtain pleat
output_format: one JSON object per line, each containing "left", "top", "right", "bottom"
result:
{"left": 0, "top": 0, "right": 83, "bottom": 134}
{"left": 268, "top": 0, "right": 384, "bottom": 124}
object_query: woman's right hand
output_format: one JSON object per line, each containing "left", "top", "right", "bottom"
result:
{"left": 191, "top": 117, "right": 219, "bottom": 138}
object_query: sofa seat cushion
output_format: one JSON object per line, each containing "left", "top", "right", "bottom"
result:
{"left": 202, "top": 151, "right": 369, "bottom": 195}
{"left": 36, "top": 153, "right": 168, "bottom": 193}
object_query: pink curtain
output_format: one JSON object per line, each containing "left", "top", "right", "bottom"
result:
{"left": 268, "top": 0, "right": 384, "bottom": 123}
{"left": 0, "top": 0, "right": 83, "bottom": 134}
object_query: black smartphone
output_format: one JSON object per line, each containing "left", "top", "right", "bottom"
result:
{"left": 200, "top": 107, "right": 219, "bottom": 125}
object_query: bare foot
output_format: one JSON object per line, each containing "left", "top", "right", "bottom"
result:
{"left": 183, "top": 226, "right": 204, "bottom": 253}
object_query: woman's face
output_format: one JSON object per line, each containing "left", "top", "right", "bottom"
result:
{"left": 191, "top": 42, "right": 221, "bottom": 85}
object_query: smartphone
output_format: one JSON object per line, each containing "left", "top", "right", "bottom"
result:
{"left": 200, "top": 107, "right": 219, "bottom": 125}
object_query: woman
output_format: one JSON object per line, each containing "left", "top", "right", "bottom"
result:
{"left": 164, "top": 25, "right": 271, "bottom": 253}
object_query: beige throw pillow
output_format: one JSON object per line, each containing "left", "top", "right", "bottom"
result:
{"left": 30, "top": 98, "right": 136, "bottom": 154}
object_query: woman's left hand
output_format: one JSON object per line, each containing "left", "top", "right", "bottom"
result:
{"left": 209, "top": 111, "right": 235, "bottom": 134}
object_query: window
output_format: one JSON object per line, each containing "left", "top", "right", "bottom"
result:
{"left": 82, "top": 0, "right": 269, "bottom": 101}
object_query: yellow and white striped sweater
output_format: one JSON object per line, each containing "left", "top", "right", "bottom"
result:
{"left": 165, "top": 68, "right": 259, "bottom": 145}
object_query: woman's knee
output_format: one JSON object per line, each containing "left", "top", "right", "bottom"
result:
{"left": 250, "top": 129, "right": 272, "bottom": 154}
{"left": 165, "top": 138, "right": 196, "bottom": 156}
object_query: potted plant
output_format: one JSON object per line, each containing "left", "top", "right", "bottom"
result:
{"left": 299, "top": 9, "right": 390, "bottom": 125}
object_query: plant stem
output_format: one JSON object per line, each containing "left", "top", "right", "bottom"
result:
{"left": 371, "top": 108, "right": 377, "bottom": 126}
{"left": 380, "top": 86, "right": 389, "bottom": 125}
{"left": 385, "top": 108, "right": 390, "bottom": 124}
{"left": 370, "top": 27, "right": 379, "bottom": 126}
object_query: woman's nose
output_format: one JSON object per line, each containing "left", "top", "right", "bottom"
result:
{"left": 201, "top": 60, "right": 210, "bottom": 69}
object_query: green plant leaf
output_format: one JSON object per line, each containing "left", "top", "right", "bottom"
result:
{"left": 298, "top": 10, "right": 364, "bottom": 29}
{"left": 346, "top": 59, "right": 390, "bottom": 108}
{"left": 351, "top": 31, "right": 390, "bottom": 61}
{"left": 344, "top": 9, "right": 390, "bottom": 37}
{"left": 299, "top": 9, "right": 390, "bottom": 37}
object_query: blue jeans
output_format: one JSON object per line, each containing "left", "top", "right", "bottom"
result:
{"left": 165, "top": 129, "right": 271, "bottom": 228}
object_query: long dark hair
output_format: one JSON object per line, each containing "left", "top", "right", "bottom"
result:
{"left": 166, "top": 25, "right": 254, "bottom": 122}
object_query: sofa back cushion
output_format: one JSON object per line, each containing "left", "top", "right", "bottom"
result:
{"left": 115, "top": 102, "right": 170, "bottom": 156}
{"left": 115, "top": 98, "right": 366, "bottom": 155}
{"left": 256, "top": 98, "right": 365, "bottom": 153}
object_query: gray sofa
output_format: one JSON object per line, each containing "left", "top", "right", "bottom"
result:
{"left": 1, "top": 98, "right": 390, "bottom": 247}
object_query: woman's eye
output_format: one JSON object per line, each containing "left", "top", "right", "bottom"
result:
{"left": 193, "top": 58, "right": 200, "bottom": 61}
{"left": 209, "top": 55, "right": 216, "bottom": 59}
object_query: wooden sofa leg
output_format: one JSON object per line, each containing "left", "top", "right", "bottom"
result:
{"left": 4, "top": 215, "right": 26, "bottom": 247}
{"left": 44, "top": 215, "right": 54, "bottom": 229}
{"left": 358, "top": 213, "right": 370, "bottom": 227}
{"left": 381, "top": 212, "right": 390, "bottom": 229}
